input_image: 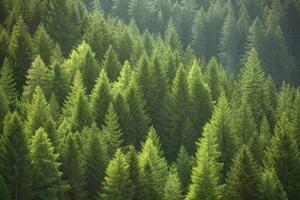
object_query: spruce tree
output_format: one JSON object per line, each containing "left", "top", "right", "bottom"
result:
{"left": 8, "top": 17, "right": 34, "bottom": 92}
{"left": 185, "top": 118, "right": 223, "bottom": 200}
{"left": 0, "top": 59, "right": 18, "bottom": 105}
{"left": 63, "top": 71, "right": 92, "bottom": 132}
{"left": 0, "top": 112, "right": 32, "bottom": 200}
{"left": 25, "top": 87, "right": 57, "bottom": 146}
{"left": 61, "top": 134, "right": 84, "bottom": 200}
{"left": 83, "top": 127, "right": 106, "bottom": 200}
{"left": 224, "top": 146, "right": 261, "bottom": 200}
{"left": 33, "top": 24, "right": 55, "bottom": 65}
{"left": 116, "top": 29, "right": 133, "bottom": 64}
{"left": 112, "top": 0, "right": 130, "bottom": 22}
{"left": 259, "top": 169, "right": 288, "bottom": 200}
{"left": 291, "top": 91, "right": 300, "bottom": 147}
{"left": 264, "top": 113, "right": 300, "bottom": 199}
{"left": 30, "top": 128, "right": 67, "bottom": 200}
{"left": 191, "top": 9, "right": 206, "bottom": 58}
{"left": 99, "top": 149, "right": 134, "bottom": 200}
{"left": 0, "top": 88, "right": 8, "bottom": 134}
{"left": 175, "top": 146, "right": 193, "bottom": 194}
{"left": 101, "top": 103, "right": 123, "bottom": 159}
{"left": 102, "top": 45, "right": 121, "bottom": 82}
{"left": 63, "top": 41, "right": 99, "bottom": 93}
{"left": 163, "top": 167, "right": 183, "bottom": 200}
{"left": 90, "top": 69, "right": 111, "bottom": 128}
{"left": 257, "top": 116, "right": 271, "bottom": 162}
{"left": 23, "top": 56, "right": 53, "bottom": 100}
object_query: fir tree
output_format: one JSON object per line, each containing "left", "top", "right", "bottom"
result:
{"left": 259, "top": 169, "right": 288, "bottom": 200}
{"left": 264, "top": 113, "right": 300, "bottom": 199}
{"left": 224, "top": 146, "right": 261, "bottom": 200}
{"left": 33, "top": 24, "right": 55, "bottom": 65}
{"left": 30, "top": 128, "right": 67, "bottom": 200}
{"left": 291, "top": 91, "right": 300, "bottom": 147}
{"left": 101, "top": 103, "right": 123, "bottom": 159}
{"left": 99, "top": 149, "right": 134, "bottom": 200}
{"left": 25, "top": 87, "right": 57, "bottom": 146}
{"left": 116, "top": 29, "right": 133, "bottom": 64}
{"left": 112, "top": 0, "right": 130, "bottom": 23}
{"left": 0, "top": 112, "right": 32, "bottom": 200}
{"left": 83, "top": 127, "right": 106, "bottom": 200}
{"left": 163, "top": 167, "right": 183, "bottom": 200}
{"left": 0, "top": 89, "right": 8, "bottom": 134}
{"left": 8, "top": 17, "right": 34, "bottom": 92}
{"left": 90, "top": 69, "right": 111, "bottom": 128}
{"left": 0, "top": 59, "right": 18, "bottom": 105}
{"left": 63, "top": 71, "right": 92, "bottom": 132}
{"left": 102, "top": 45, "right": 121, "bottom": 82}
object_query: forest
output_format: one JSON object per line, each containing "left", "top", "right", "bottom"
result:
{"left": 0, "top": 0, "right": 300, "bottom": 199}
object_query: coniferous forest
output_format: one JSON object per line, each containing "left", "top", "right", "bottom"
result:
{"left": 1, "top": 0, "right": 300, "bottom": 199}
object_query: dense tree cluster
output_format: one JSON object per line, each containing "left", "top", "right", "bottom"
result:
{"left": 0, "top": 0, "right": 300, "bottom": 199}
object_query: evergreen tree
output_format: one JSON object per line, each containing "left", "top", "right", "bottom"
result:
{"left": 191, "top": 9, "right": 206, "bottom": 58}
{"left": 125, "top": 145, "right": 140, "bottom": 200}
{"left": 241, "top": 48, "right": 272, "bottom": 126}
{"left": 264, "top": 113, "right": 300, "bottom": 199}
{"left": 83, "top": 127, "right": 106, "bottom": 200}
{"left": 63, "top": 71, "right": 92, "bottom": 132}
{"left": 102, "top": 45, "right": 121, "bottom": 82}
{"left": 224, "top": 146, "right": 261, "bottom": 200}
{"left": 99, "top": 149, "right": 134, "bottom": 200}
{"left": 116, "top": 29, "right": 133, "bottom": 65}
{"left": 61, "top": 134, "right": 84, "bottom": 200}
{"left": 25, "top": 87, "right": 57, "bottom": 146}
{"left": 259, "top": 169, "right": 288, "bottom": 200}
{"left": 33, "top": 24, "right": 55, "bottom": 65}
{"left": 0, "top": 59, "right": 18, "bottom": 105}
{"left": 185, "top": 116, "right": 223, "bottom": 200}
{"left": 90, "top": 69, "right": 111, "bottom": 128}
{"left": 101, "top": 103, "right": 123, "bottom": 159}
{"left": 257, "top": 116, "right": 271, "bottom": 162}
{"left": 0, "top": 112, "right": 32, "bottom": 200}
{"left": 0, "top": 89, "right": 8, "bottom": 134}
{"left": 83, "top": 10, "right": 112, "bottom": 62}
{"left": 187, "top": 60, "right": 213, "bottom": 141}
{"left": 8, "top": 17, "right": 34, "bottom": 92}
{"left": 175, "top": 146, "right": 193, "bottom": 194}
{"left": 0, "top": 26, "right": 9, "bottom": 66}
{"left": 30, "top": 128, "right": 67, "bottom": 200}
{"left": 291, "top": 91, "right": 300, "bottom": 147}
{"left": 112, "top": 0, "right": 130, "bottom": 22}
{"left": 23, "top": 56, "right": 53, "bottom": 100}
{"left": 63, "top": 41, "right": 99, "bottom": 93}
{"left": 163, "top": 167, "right": 183, "bottom": 200}
{"left": 138, "top": 127, "right": 168, "bottom": 200}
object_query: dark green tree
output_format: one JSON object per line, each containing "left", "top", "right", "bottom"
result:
{"left": 0, "top": 59, "right": 18, "bottom": 105}
{"left": 102, "top": 45, "right": 121, "bottom": 82}
{"left": 0, "top": 174, "right": 10, "bottom": 200}
{"left": 0, "top": 112, "right": 32, "bottom": 200}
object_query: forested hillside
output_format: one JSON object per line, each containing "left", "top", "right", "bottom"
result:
{"left": 0, "top": 0, "right": 300, "bottom": 199}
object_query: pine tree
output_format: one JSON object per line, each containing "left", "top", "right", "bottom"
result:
{"left": 224, "top": 146, "right": 261, "bottom": 200}
{"left": 0, "top": 59, "right": 18, "bottom": 105}
{"left": 163, "top": 167, "right": 183, "bottom": 200}
{"left": 175, "top": 146, "right": 193, "bottom": 194}
{"left": 102, "top": 45, "right": 121, "bottom": 82}
{"left": 25, "top": 87, "right": 57, "bottom": 146}
{"left": 83, "top": 10, "right": 112, "bottom": 62}
{"left": 116, "top": 28, "right": 133, "bottom": 64}
{"left": 191, "top": 8, "right": 206, "bottom": 58}
{"left": 8, "top": 17, "right": 34, "bottom": 92}
{"left": 185, "top": 117, "right": 223, "bottom": 200}
{"left": 168, "top": 64, "right": 193, "bottom": 159}
{"left": 187, "top": 60, "right": 213, "bottom": 142}
{"left": 218, "top": 12, "right": 239, "bottom": 73}
{"left": 0, "top": 112, "right": 32, "bottom": 200}
{"left": 23, "top": 56, "right": 53, "bottom": 100}
{"left": 112, "top": 0, "right": 130, "bottom": 22}
{"left": 125, "top": 79, "right": 149, "bottom": 146}
{"left": 63, "top": 71, "right": 92, "bottom": 132}
{"left": 101, "top": 103, "right": 123, "bottom": 159}
{"left": 83, "top": 127, "right": 106, "bottom": 200}
{"left": 291, "top": 91, "right": 300, "bottom": 147}
{"left": 138, "top": 128, "right": 168, "bottom": 200}
{"left": 125, "top": 145, "right": 140, "bottom": 200}
{"left": 30, "top": 128, "right": 68, "bottom": 200}
{"left": 257, "top": 116, "right": 271, "bottom": 162}
{"left": 63, "top": 41, "right": 99, "bottom": 93}
{"left": 100, "top": 149, "right": 134, "bottom": 200}
{"left": 241, "top": 48, "right": 272, "bottom": 126}
{"left": 61, "top": 134, "right": 84, "bottom": 200}
{"left": 0, "top": 88, "right": 8, "bottom": 134}
{"left": 0, "top": 174, "right": 10, "bottom": 200}
{"left": 264, "top": 113, "right": 300, "bottom": 199}
{"left": 128, "top": 0, "right": 148, "bottom": 32}
{"left": 259, "top": 169, "right": 288, "bottom": 200}
{"left": 33, "top": 24, "right": 55, "bottom": 65}
{"left": 90, "top": 69, "right": 111, "bottom": 128}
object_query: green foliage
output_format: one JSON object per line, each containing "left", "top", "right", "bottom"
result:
{"left": 102, "top": 45, "right": 121, "bottom": 82}
{"left": 0, "top": 174, "right": 10, "bottom": 200}
{"left": 99, "top": 149, "right": 134, "bottom": 200}
{"left": 163, "top": 167, "right": 183, "bottom": 200}
{"left": 0, "top": 59, "right": 18, "bottom": 105}
{"left": 0, "top": 89, "right": 8, "bottom": 134}
{"left": 0, "top": 112, "right": 32, "bottom": 200}
{"left": 30, "top": 128, "right": 67, "bottom": 200}
{"left": 224, "top": 146, "right": 261, "bottom": 200}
